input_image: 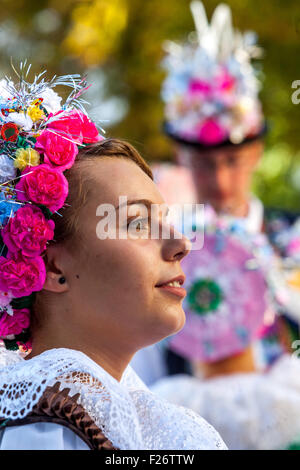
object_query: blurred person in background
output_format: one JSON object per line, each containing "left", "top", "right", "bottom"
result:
{"left": 131, "top": 1, "right": 299, "bottom": 384}
{"left": 151, "top": 228, "right": 300, "bottom": 450}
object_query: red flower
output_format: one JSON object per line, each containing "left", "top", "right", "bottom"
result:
{"left": 47, "top": 110, "right": 102, "bottom": 144}
{"left": 1, "top": 122, "right": 19, "bottom": 142}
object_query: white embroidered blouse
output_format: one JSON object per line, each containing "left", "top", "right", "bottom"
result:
{"left": 0, "top": 347, "right": 227, "bottom": 450}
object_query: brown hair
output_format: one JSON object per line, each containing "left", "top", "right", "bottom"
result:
{"left": 52, "top": 138, "right": 153, "bottom": 245}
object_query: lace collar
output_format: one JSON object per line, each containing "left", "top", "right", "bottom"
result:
{"left": 0, "top": 347, "right": 226, "bottom": 450}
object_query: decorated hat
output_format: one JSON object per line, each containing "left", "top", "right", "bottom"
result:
{"left": 161, "top": 1, "right": 265, "bottom": 147}
{"left": 0, "top": 62, "right": 104, "bottom": 353}
{"left": 168, "top": 228, "right": 270, "bottom": 363}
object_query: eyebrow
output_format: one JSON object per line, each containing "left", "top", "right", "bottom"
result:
{"left": 116, "top": 198, "right": 169, "bottom": 215}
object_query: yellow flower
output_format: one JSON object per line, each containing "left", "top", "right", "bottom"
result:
{"left": 27, "top": 105, "right": 44, "bottom": 122}
{"left": 14, "top": 148, "right": 40, "bottom": 171}
{"left": 288, "top": 270, "right": 300, "bottom": 290}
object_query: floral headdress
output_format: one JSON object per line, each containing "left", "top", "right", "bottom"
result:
{"left": 0, "top": 63, "right": 104, "bottom": 353}
{"left": 162, "top": 1, "right": 265, "bottom": 147}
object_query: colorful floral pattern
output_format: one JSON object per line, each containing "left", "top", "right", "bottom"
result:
{"left": 187, "top": 278, "right": 224, "bottom": 315}
{"left": 162, "top": 3, "right": 264, "bottom": 146}
{"left": 0, "top": 67, "right": 104, "bottom": 352}
{"left": 2, "top": 205, "right": 54, "bottom": 257}
{"left": 0, "top": 308, "right": 30, "bottom": 338}
{"left": 169, "top": 233, "right": 267, "bottom": 362}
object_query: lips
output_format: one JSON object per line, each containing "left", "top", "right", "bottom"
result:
{"left": 156, "top": 275, "right": 185, "bottom": 287}
{"left": 155, "top": 275, "right": 186, "bottom": 299}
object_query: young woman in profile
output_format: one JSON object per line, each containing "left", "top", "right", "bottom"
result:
{"left": 0, "top": 71, "right": 226, "bottom": 450}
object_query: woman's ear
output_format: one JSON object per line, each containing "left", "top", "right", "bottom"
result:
{"left": 42, "top": 245, "right": 69, "bottom": 293}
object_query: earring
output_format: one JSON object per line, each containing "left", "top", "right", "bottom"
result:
{"left": 59, "top": 276, "right": 66, "bottom": 284}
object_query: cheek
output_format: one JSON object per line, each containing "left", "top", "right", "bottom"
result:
{"left": 77, "top": 237, "right": 185, "bottom": 340}
{"left": 83, "top": 238, "right": 158, "bottom": 302}
{"left": 233, "top": 168, "right": 252, "bottom": 192}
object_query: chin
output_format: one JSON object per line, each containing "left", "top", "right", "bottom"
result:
{"left": 153, "top": 305, "right": 186, "bottom": 340}
{"left": 173, "top": 306, "right": 186, "bottom": 333}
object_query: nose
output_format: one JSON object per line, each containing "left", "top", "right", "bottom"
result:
{"left": 210, "top": 165, "right": 231, "bottom": 193}
{"left": 162, "top": 226, "right": 191, "bottom": 262}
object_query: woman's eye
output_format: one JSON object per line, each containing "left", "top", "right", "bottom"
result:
{"left": 127, "top": 217, "right": 149, "bottom": 232}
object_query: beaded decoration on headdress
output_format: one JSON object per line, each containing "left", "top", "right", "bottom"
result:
{"left": 162, "top": 1, "right": 265, "bottom": 147}
{"left": 168, "top": 229, "right": 268, "bottom": 363}
{"left": 268, "top": 217, "right": 300, "bottom": 324}
{"left": 0, "top": 62, "right": 104, "bottom": 353}
{"left": 168, "top": 211, "right": 289, "bottom": 363}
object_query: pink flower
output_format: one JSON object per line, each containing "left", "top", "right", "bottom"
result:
{"left": 15, "top": 164, "right": 68, "bottom": 213}
{"left": 46, "top": 110, "right": 83, "bottom": 143}
{"left": 0, "top": 308, "right": 30, "bottom": 337}
{"left": 2, "top": 205, "right": 55, "bottom": 257}
{"left": 216, "top": 69, "right": 236, "bottom": 93}
{"left": 0, "top": 252, "right": 46, "bottom": 298}
{"left": 17, "top": 338, "right": 32, "bottom": 354}
{"left": 197, "top": 119, "right": 228, "bottom": 145}
{"left": 77, "top": 111, "right": 103, "bottom": 144}
{"left": 287, "top": 239, "right": 300, "bottom": 256}
{"left": 188, "top": 79, "right": 212, "bottom": 96}
{"left": 36, "top": 129, "right": 78, "bottom": 171}
{"left": 47, "top": 110, "right": 102, "bottom": 144}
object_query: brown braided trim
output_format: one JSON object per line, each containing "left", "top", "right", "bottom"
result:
{"left": 0, "top": 381, "right": 117, "bottom": 450}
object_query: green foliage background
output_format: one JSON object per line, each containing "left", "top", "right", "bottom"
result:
{"left": 0, "top": 0, "right": 299, "bottom": 209}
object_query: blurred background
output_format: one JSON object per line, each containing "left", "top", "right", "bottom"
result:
{"left": 1, "top": 0, "right": 299, "bottom": 210}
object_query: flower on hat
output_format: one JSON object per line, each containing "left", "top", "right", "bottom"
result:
{"left": 39, "top": 88, "right": 62, "bottom": 115}
{"left": 27, "top": 104, "right": 45, "bottom": 123}
{"left": 36, "top": 129, "right": 78, "bottom": 171}
{"left": 2, "top": 205, "right": 55, "bottom": 257}
{"left": 17, "top": 338, "right": 32, "bottom": 354}
{"left": 46, "top": 110, "right": 83, "bottom": 143}
{"left": 14, "top": 147, "right": 40, "bottom": 171}
{"left": 77, "top": 111, "right": 103, "bottom": 144}
{"left": 47, "top": 109, "right": 102, "bottom": 144}
{"left": 0, "top": 308, "right": 30, "bottom": 338}
{"left": 6, "top": 112, "right": 33, "bottom": 132}
{"left": 1, "top": 122, "right": 19, "bottom": 142}
{"left": 188, "top": 79, "right": 212, "bottom": 97}
{"left": 0, "top": 252, "right": 46, "bottom": 298}
{"left": 0, "top": 289, "right": 13, "bottom": 308}
{"left": 197, "top": 119, "right": 228, "bottom": 145}
{"left": 0, "top": 79, "right": 13, "bottom": 101}
{"left": 15, "top": 164, "right": 69, "bottom": 212}
{"left": 0, "top": 190, "right": 19, "bottom": 227}
{"left": 0, "top": 154, "right": 16, "bottom": 184}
